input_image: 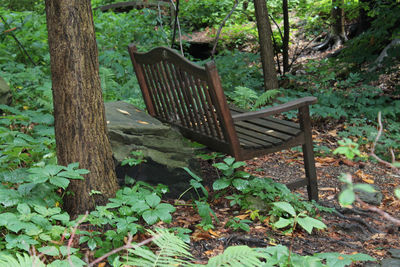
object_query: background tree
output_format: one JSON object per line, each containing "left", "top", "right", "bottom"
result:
{"left": 45, "top": 0, "right": 119, "bottom": 216}
{"left": 282, "top": 0, "right": 289, "bottom": 74}
{"left": 253, "top": 0, "right": 279, "bottom": 90}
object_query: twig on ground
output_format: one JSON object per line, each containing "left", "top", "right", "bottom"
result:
{"left": 356, "top": 196, "right": 400, "bottom": 226}
{"left": 333, "top": 209, "right": 381, "bottom": 233}
{"left": 67, "top": 212, "right": 88, "bottom": 266}
{"left": 370, "top": 112, "right": 399, "bottom": 174}
{"left": 87, "top": 235, "right": 155, "bottom": 267}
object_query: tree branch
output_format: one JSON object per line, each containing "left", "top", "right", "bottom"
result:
{"left": 211, "top": 0, "right": 239, "bottom": 58}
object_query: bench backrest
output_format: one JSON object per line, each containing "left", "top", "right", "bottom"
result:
{"left": 128, "top": 45, "right": 241, "bottom": 156}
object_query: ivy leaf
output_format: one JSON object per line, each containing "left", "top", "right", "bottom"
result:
{"left": 213, "top": 178, "right": 230, "bottom": 190}
{"left": 339, "top": 188, "right": 355, "bottom": 206}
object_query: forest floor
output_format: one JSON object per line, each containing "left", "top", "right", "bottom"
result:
{"left": 164, "top": 130, "right": 400, "bottom": 265}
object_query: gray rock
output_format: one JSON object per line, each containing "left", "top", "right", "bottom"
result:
{"left": 380, "top": 258, "right": 400, "bottom": 267}
{"left": 355, "top": 185, "right": 383, "bottom": 206}
{"left": 105, "top": 101, "right": 201, "bottom": 197}
{"left": 388, "top": 248, "right": 400, "bottom": 259}
{"left": 0, "top": 76, "right": 12, "bottom": 106}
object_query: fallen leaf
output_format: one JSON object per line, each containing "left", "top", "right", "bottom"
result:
{"left": 97, "top": 263, "right": 106, "bottom": 267}
{"left": 342, "top": 159, "right": 357, "bottom": 167}
{"left": 116, "top": 108, "right": 130, "bottom": 115}
{"left": 208, "top": 229, "right": 220, "bottom": 237}
{"left": 137, "top": 120, "right": 149, "bottom": 125}
{"left": 236, "top": 214, "right": 249, "bottom": 220}
{"left": 355, "top": 169, "right": 374, "bottom": 184}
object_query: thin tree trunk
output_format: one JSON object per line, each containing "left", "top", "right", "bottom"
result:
{"left": 331, "top": 0, "right": 347, "bottom": 46}
{"left": 45, "top": 0, "right": 119, "bottom": 217}
{"left": 282, "top": 0, "right": 289, "bottom": 74}
{"left": 253, "top": 0, "right": 279, "bottom": 90}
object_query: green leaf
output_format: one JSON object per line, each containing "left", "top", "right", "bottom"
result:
{"left": 297, "top": 216, "right": 326, "bottom": 234}
{"left": 353, "top": 184, "right": 376, "bottom": 193}
{"left": 51, "top": 213, "right": 70, "bottom": 224}
{"left": 49, "top": 176, "right": 70, "bottom": 189}
{"left": 232, "top": 178, "right": 249, "bottom": 190}
{"left": 212, "top": 178, "right": 230, "bottom": 190}
{"left": 38, "top": 246, "right": 60, "bottom": 256}
{"left": 273, "top": 217, "right": 293, "bottom": 229}
{"left": 17, "top": 203, "right": 31, "bottom": 215}
{"left": 142, "top": 210, "right": 159, "bottom": 225}
{"left": 232, "top": 161, "right": 246, "bottom": 169}
{"left": 145, "top": 194, "right": 161, "bottom": 208}
{"left": 339, "top": 188, "right": 355, "bottom": 206}
{"left": 223, "top": 157, "right": 236, "bottom": 166}
{"left": 79, "top": 236, "right": 90, "bottom": 244}
{"left": 395, "top": 187, "right": 400, "bottom": 200}
{"left": 212, "top": 162, "right": 230, "bottom": 171}
{"left": 87, "top": 238, "right": 97, "bottom": 250}
{"left": 58, "top": 170, "right": 84, "bottom": 179}
{"left": 183, "top": 167, "right": 202, "bottom": 181}
{"left": 273, "top": 202, "right": 296, "bottom": 217}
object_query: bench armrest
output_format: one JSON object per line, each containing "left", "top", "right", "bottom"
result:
{"left": 231, "top": 96, "right": 317, "bottom": 121}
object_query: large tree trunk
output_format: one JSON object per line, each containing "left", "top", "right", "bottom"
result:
{"left": 253, "top": 0, "right": 279, "bottom": 90}
{"left": 45, "top": 0, "right": 119, "bottom": 216}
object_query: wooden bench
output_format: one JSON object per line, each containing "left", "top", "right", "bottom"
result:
{"left": 128, "top": 44, "right": 319, "bottom": 201}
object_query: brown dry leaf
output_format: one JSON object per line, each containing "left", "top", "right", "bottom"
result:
{"left": 319, "top": 187, "right": 337, "bottom": 191}
{"left": 342, "top": 159, "right": 357, "bottom": 167}
{"left": 116, "top": 108, "right": 130, "bottom": 115}
{"left": 208, "top": 229, "right": 220, "bottom": 237}
{"left": 236, "top": 214, "right": 250, "bottom": 220}
{"left": 192, "top": 229, "right": 212, "bottom": 241}
{"left": 137, "top": 120, "right": 149, "bottom": 125}
{"left": 328, "top": 129, "right": 338, "bottom": 137}
{"left": 355, "top": 169, "right": 374, "bottom": 184}
{"left": 204, "top": 250, "right": 215, "bottom": 256}
{"left": 97, "top": 263, "right": 107, "bottom": 267}
{"left": 371, "top": 233, "right": 387, "bottom": 239}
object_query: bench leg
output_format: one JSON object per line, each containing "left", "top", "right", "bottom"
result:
{"left": 299, "top": 106, "right": 319, "bottom": 201}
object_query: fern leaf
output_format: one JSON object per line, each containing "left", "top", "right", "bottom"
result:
{"left": 0, "top": 253, "right": 45, "bottom": 267}
{"left": 125, "top": 228, "right": 194, "bottom": 267}
{"left": 254, "top": 89, "right": 281, "bottom": 109}
{"left": 206, "top": 245, "right": 264, "bottom": 267}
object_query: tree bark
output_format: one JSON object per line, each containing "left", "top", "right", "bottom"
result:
{"left": 45, "top": 0, "right": 119, "bottom": 216}
{"left": 253, "top": 0, "right": 279, "bottom": 90}
{"left": 331, "top": 0, "right": 346, "bottom": 46}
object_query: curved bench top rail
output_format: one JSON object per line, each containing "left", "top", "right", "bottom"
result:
{"left": 130, "top": 45, "right": 209, "bottom": 80}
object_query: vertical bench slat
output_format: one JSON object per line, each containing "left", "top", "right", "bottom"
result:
{"left": 141, "top": 64, "right": 164, "bottom": 118}
{"left": 151, "top": 63, "right": 175, "bottom": 121}
{"left": 161, "top": 61, "right": 188, "bottom": 126}
{"left": 201, "top": 80, "right": 225, "bottom": 140}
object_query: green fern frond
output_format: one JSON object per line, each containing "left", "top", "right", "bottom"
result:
{"left": 254, "top": 89, "right": 281, "bottom": 109}
{"left": 124, "top": 228, "right": 194, "bottom": 267}
{"left": 206, "top": 245, "right": 264, "bottom": 267}
{"left": 0, "top": 253, "right": 46, "bottom": 267}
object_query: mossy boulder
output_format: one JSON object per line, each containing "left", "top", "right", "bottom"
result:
{"left": 105, "top": 101, "right": 200, "bottom": 197}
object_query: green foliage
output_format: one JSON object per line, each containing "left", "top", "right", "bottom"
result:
{"left": 124, "top": 228, "right": 193, "bottom": 267}
{"left": 212, "top": 157, "right": 250, "bottom": 191}
{"left": 0, "top": 253, "right": 45, "bottom": 267}
{"left": 271, "top": 202, "right": 326, "bottom": 234}
{"left": 333, "top": 138, "right": 361, "bottom": 160}
{"left": 337, "top": 173, "right": 376, "bottom": 207}
{"left": 121, "top": 150, "right": 146, "bottom": 167}
{"left": 226, "top": 217, "right": 251, "bottom": 232}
